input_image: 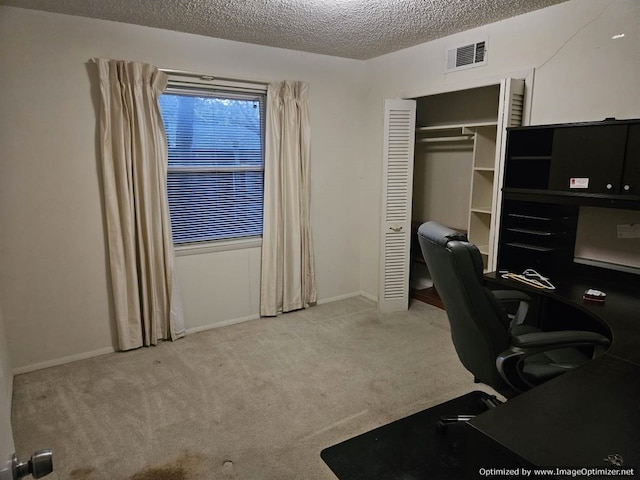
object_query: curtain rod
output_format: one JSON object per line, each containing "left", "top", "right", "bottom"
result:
{"left": 159, "top": 68, "right": 270, "bottom": 86}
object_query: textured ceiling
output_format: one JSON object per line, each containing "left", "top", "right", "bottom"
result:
{"left": 1, "top": 0, "right": 569, "bottom": 59}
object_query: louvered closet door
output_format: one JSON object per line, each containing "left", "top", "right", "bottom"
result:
{"left": 378, "top": 99, "right": 416, "bottom": 313}
{"left": 489, "top": 78, "right": 526, "bottom": 271}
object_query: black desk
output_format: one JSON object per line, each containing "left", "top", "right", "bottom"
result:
{"left": 466, "top": 270, "right": 640, "bottom": 479}
{"left": 486, "top": 269, "right": 640, "bottom": 366}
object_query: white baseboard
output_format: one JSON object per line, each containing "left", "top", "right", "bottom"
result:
{"left": 185, "top": 313, "right": 261, "bottom": 335}
{"left": 13, "top": 346, "right": 116, "bottom": 375}
{"left": 317, "top": 290, "right": 377, "bottom": 305}
{"left": 185, "top": 292, "right": 379, "bottom": 336}
{"left": 185, "top": 292, "right": 380, "bottom": 335}
{"left": 357, "top": 290, "right": 378, "bottom": 302}
{"left": 13, "top": 293, "right": 379, "bottom": 375}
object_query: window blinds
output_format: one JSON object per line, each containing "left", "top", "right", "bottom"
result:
{"left": 159, "top": 87, "right": 266, "bottom": 245}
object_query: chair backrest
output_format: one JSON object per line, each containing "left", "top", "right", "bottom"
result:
{"left": 417, "top": 221, "right": 511, "bottom": 390}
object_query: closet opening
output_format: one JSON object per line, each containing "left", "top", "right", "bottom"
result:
{"left": 409, "top": 83, "right": 518, "bottom": 308}
{"left": 378, "top": 75, "right": 529, "bottom": 313}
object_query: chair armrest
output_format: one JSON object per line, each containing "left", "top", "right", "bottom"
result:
{"left": 493, "top": 290, "right": 531, "bottom": 326}
{"left": 493, "top": 290, "right": 531, "bottom": 304}
{"left": 511, "top": 330, "right": 610, "bottom": 349}
{"left": 497, "top": 330, "right": 610, "bottom": 393}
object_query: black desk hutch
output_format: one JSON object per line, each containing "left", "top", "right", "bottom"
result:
{"left": 467, "top": 118, "right": 640, "bottom": 479}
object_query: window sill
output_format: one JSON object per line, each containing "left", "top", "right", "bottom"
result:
{"left": 174, "top": 237, "right": 262, "bottom": 256}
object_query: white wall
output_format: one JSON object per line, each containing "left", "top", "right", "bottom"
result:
{"left": 358, "top": 0, "right": 640, "bottom": 298}
{"left": 0, "top": 6, "right": 367, "bottom": 371}
{"left": 1, "top": 0, "right": 639, "bottom": 372}
{"left": 0, "top": 303, "right": 15, "bottom": 462}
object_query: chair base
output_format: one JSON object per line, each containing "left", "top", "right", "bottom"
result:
{"left": 436, "top": 392, "right": 502, "bottom": 433}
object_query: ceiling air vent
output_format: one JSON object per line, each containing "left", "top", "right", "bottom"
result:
{"left": 446, "top": 41, "right": 487, "bottom": 72}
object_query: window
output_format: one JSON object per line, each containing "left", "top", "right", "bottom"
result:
{"left": 159, "top": 82, "right": 266, "bottom": 247}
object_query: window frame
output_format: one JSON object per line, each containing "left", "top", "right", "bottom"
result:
{"left": 160, "top": 73, "right": 268, "bottom": 256}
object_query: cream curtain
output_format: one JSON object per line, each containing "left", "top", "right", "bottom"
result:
{"left": 93, "top": 58, "right": 185, "bottom": 350}
{"left": 260, "top": 81, "right": 317, "bottom": 316}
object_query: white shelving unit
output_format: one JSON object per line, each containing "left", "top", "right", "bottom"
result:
{"left": 413, "top": 122, "right": 498, "bottom": 269}
{"left": 468, "top": 124, "right": 498, "bottom": 269}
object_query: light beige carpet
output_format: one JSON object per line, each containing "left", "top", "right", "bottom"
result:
{"left": 12, "top": 296, "right": 487, "bottom": 479}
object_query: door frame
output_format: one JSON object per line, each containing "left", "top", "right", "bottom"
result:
{"left": 378, "top": 68, "right": 535, "bottom": 312}
{"left": 401, "top": 68, "right": 535, "bottom": 124}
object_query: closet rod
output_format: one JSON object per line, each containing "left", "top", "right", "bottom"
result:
{"left": 159, "top": 68, "right": 270, "bottom": 86}
{"left": 417, "top": 135, "right": 475, "bottom": 143}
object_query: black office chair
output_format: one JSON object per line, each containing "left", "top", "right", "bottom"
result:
{"left": 417, "top": 221, "right": 610, "bottom": 426}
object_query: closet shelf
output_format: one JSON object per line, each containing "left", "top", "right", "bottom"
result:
{"left": 417, "top": 135, "right": 474, "bottom": 143}
{"left": 415, "top": 121, "right": 500, "bottom": 144}
{"left": 471, "top": 206, "right": 492, "bottom": 214}
{"left": 415, "top": 121, "right": 498, "bottom": 132}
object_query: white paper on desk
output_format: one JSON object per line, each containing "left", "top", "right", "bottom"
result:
{"left": 617, "top": 224, "right": 640, "bottom": 239}
{"left": 574, "top": 207, "right": 640, "bottom": 271}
